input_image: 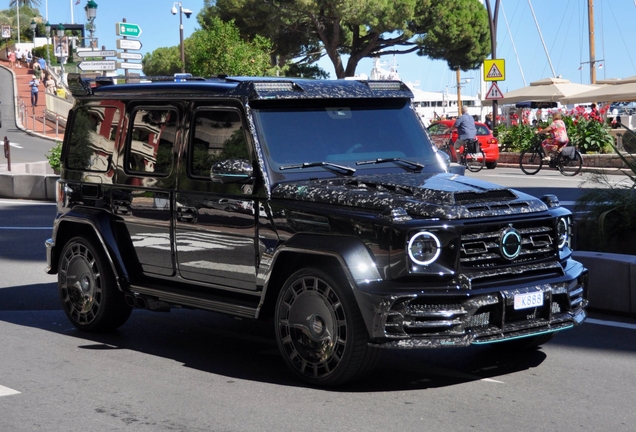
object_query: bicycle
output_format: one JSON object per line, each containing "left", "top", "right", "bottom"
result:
{"left": 519, "top": 133, "right": 583, "bottom": 176}
{"left": 438, "top": 137, "right": 485, "bottom": 173}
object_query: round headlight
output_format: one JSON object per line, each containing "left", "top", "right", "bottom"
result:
{"left": 557, "top": 217, "right": 569, "bottom": 249}
{"left": 408, "top": 231, "right": 441, "bottom": 266}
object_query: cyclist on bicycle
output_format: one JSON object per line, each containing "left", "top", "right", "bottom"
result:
{"left": 449, "top": 106, "right": 477, "bottom": 163}
{"left": 537, "top": 112, "right": 569, "bottom": 160}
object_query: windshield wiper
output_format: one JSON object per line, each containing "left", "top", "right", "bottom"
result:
{"left": 355, "top": 158, "right": 424, "bottom": 172}
{"left": 279, "top": 161, "right": 356, "bottom": 176}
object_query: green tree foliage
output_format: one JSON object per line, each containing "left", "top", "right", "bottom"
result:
{"left": 199, "top": 0, "right": 491, "bottom": 78}
{"left": 186, "top": 17, "right": 272, "bottom": 76}
{"left": 0, "top": 5, "right": 41, "bottom": 43}
{"left": 142, "top": 17, "right": 272, "bottom": 77}
{"left": 141, "top": 46, "right": 182, "bottom": 76}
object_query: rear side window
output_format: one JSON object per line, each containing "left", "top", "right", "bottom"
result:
{"left": 126, "top": 108, "right": 178, "bottom": 176}
{"left": 66, "top": 105, "right": 121, "bottom": 172}
{"left": 189, "top": 109, "right": 248, "bottom": 178}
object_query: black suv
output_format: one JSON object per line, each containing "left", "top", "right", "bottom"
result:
{"left": 46, "top": 74, "right": 588, "bottom": 386}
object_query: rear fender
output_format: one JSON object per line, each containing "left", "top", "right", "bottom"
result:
{"left": 49, "top": 209, "right": 130, "bottom": 291}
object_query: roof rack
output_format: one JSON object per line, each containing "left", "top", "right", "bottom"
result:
{"left": 66, "top": 73, "right": 210, "bottom": 97}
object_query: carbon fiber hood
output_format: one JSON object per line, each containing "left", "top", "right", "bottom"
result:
{"left": 271, "top": 173, "right": 549, "bottom": 220}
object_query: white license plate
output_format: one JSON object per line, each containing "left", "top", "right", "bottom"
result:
{"left": 514, "top": 292, "right": 544, "bottom": 310}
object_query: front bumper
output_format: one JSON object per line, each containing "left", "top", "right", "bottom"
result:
{"left": 366, "top": 260, "right": 588, "bottom": 348}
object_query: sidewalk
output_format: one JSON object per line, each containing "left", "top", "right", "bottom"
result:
{"left": 1, "top": 58, "right": 65, "bottom": 141}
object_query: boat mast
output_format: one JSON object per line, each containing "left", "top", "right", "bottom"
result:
{"left": 588, "top": 0, "right": 596, "bottom": 84}
{"left": 528, "top": 0, "right": 557, "bottom": 78}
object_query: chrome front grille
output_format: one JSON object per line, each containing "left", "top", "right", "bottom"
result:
{"left": 460, "top": 219, "right": 558, "bottom": 269}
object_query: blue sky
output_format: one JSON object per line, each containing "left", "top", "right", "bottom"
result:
{"left": 38, "top": 0, "right": 636, "bottom": 97}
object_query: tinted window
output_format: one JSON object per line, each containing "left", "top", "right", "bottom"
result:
{"left": 67, "top": 105, "right": 120, "bottom": 172}
{"left": 189, "top": 109, "right": 248, "bottom": 178}
{"left": 126, "top": 108, "right": 177, "bottom": 175}
{"left": 253, "top": 100, "right": 436, "bottom": 167}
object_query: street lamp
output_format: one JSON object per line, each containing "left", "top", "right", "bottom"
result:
{"left": 30, "top": 19, "right": 37, "bottom": 40}
{"left": 84, "top": 0, "right": 98, "bottom": 48}
{"left": 171, "top": 2, "right": 193, "bottom": 73}
{"left": 57, "top": 23, "right": 66, "bottom": 84}
{"left": 45, "top": 21, "right": 51, "bottom": 68}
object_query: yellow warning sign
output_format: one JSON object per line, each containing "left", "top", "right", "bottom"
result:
{"left": 484, "top": 59, "right": 505, "bottom": 81}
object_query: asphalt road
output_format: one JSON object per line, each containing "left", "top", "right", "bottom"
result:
{"left": 1, "top": 199, "right": 635, "bottom": 431}
{"left": 470, "top": 165, "right": 632, "bottom": 211}
{"left": 0, "top": 65, "right": 57, "bottom": 167}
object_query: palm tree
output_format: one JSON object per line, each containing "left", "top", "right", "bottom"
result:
{"left": 9, "top": 0, "right": 43, "bottom": 8}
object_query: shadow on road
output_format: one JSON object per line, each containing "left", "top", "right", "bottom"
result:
{"left": 0, "top": 281, "right": 553, "bottom": 392}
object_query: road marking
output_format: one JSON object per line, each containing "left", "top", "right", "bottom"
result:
{"left": 10, "top": 143, "right": 23, "bottom": 149}
{"left": 586, "top": 318, "right": 636, "bottom": 330}
{"left": 0, "top": 385, "right": 20, "bottom": 397}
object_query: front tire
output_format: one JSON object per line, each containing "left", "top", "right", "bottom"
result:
{"left": 274, "top": 267, "right": 378, "bottom": 386}
{"left": 519, "top": 149, "right": 543, "bottom": 175}
{"left": 58, "top": 237, "right": 132, "bottom": 332}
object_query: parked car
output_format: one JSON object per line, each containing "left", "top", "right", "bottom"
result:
{"left": 45, "top": 74, "right": 587, "bottom": 387}
{"left": 427, "top": 120, "right": 500, "bottom": 169}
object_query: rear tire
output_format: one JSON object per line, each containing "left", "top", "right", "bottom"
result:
{"left": 519, "top": 149, "right": 543, "bottom": 175}
{"left": 557, "top": 151, "right": 583, "bottom": 176}
{"left": 274, "top": 267, "right": 378, "bottom": 387}
{"left": 486, "top": 161, "right": 498, "bottom": 169}
{"left": 58, "top": 237, "right": 132, "bottom": 332}
{"left": 465, "top": 150, "right": 486, "bottom": 172}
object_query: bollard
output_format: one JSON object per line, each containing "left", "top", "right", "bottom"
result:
{"left": 43, "top": 112, "right": 47, "bottom": 134}
{"left": 55, "top": 115, "right": 59, "bottom": 138}
{"left": 32, "top": 110, "right": 36, "bottom": 130}
{"left": 3, "top": 136, "right": 10, "bottom": 172}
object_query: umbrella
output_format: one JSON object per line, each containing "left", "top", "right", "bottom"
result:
{"left": 560, "top": 76, "right": 636, "bottom": 104}
{"left": 498, "top": 77, "right": 600, "bottom": 105}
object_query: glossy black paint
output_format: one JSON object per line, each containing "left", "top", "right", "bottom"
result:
{"left": 47, "top": 76, "right": 587, "bottom": 351}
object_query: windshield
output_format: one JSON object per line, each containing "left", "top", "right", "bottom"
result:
{"left": 252, "top": 99, "right": 439, "bottom": 175}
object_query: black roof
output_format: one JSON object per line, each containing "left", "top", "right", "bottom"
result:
{"left": 67, "top": 74, "right": 414, "bottom": 102}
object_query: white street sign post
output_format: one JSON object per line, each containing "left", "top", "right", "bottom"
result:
{"left": 117, "top": 52, "right": 143, "bottom": 60}
{"left": 117, "top": 62, "right": 143, "bottom": 70}
{"left": 117, "top": 39, "right": 142, "bottom": 50}
{"left": 77, "top": 50, "right": 117, "bottom": 58}
{"left": 78, "top": 60, "right": 117, "bottom": 71}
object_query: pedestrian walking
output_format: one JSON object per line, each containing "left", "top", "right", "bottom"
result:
{"left": 8, "top": 50, "right": 15, "bottom": 68}
{"left": 38, "top": 57, "right": 46, "bottom": 71}
{"left": 26, "top": 50, "right": 32, "bottom": 69}
{"left": 45, "top": 72, "right": 56, "bottom": 94}
{"left": 33, "top": 61, "right": 42, "bottom": 80}
{"left": 29, "top": 74, "right": 40, "bottom": 112}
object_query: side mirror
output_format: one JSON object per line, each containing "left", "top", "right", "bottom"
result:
{"left": 211, "top": 159, "right": 254, "bottom": 184}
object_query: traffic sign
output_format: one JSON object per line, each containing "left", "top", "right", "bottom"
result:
{"left": 77, "top": 50, "right": 117, "bottom": 58}
{"left": 116, "top": 22, "right": 142, "bottom": 37}
{"left": 484, "top": 59, "right": 505, "bottom": 81}
{"left": 117, "top": 39, "right": 142, "bottom": 50}
{"left": 485, "top": 82, "right": 504, "bottom": 100}
{"left": 118, "top": 62, "right": 143, "bottom": 70}
{"left": 118, "top": 52, "right": 143, "bottom": 60}
{"left": 78, "top": 60, "right": 117, "bottom": 71}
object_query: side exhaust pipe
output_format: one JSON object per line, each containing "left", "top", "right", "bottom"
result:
{"left": 124, "top": 293, "right": 170, "bottom": 312}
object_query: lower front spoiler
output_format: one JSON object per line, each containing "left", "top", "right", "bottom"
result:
{"left": 373, "top": 308, "right": 587, "bottom": 349}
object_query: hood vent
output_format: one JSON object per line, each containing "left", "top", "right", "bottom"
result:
{"left": 454, "top": 189, "right": 517, "bottom": 204}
